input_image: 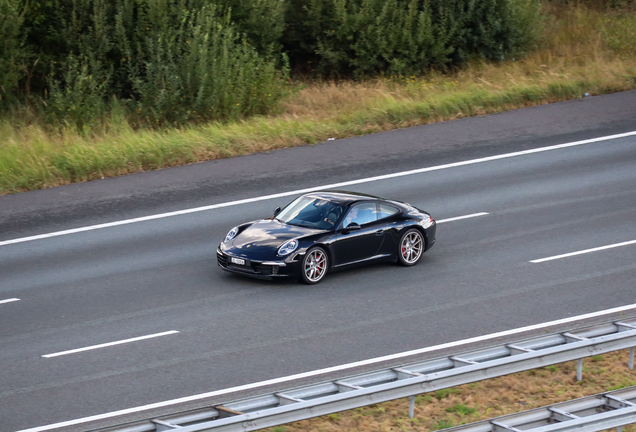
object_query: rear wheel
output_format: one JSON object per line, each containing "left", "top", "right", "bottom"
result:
{"left": 301, "top": 247, "right": 328, "bottom": 284}
{"left": 397, "top": 229, "right": 424, "bottom": 266}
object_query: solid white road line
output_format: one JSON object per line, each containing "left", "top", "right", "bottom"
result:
{"left": 41, "top": 330, "right": 179, "bottom": 358}
{"left": 20, "top": 303, "right": 636, "bottom": 432}
{"left": 437, "top": 212, "right": 489, "bottom": 223}
{"left": 530, "top": 239, "right": 636, "bottom": 263}
{"left": 2, "top": 130, "right": 636, "bottom": 249}
{"left": 0, "top": 298, "right": 20, "bottom": 305}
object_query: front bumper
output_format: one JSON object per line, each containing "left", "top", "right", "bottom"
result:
{"left": 424, "top": 221, "right": 436, "bottom": 251}
{"left": 217, "top": 248, "right": 301, "bottom": 280}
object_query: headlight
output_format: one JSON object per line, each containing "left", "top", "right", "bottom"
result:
{"left": 278, "top": 239, "right": 299, "bottom": 256}
{"left": 224, "top": 226, "right": 239, "bottom": 243}
{"left": 419, "top": 214, "right": 434, "bottom": 229}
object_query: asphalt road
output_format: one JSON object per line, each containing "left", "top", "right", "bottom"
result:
{"left": 1, "top": 91, "right": 636, "bottom": 431}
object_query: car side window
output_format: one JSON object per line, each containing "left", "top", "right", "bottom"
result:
{"left": 343, "top": 203, "right": 378, "bottom": 227}
{"left": 377, "top": 203, "right": 399, "bottom": 220}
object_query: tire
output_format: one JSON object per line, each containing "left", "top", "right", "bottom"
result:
{"left": 300, "top": 247, "right": 328, "bottom": 284}
{"left": 397, "top": 228, "right": 424, "bottom": 266}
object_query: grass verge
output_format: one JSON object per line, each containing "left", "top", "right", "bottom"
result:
{"left": 261, "top": 350, "right": 636, "bottom": 432}
{"left": 1, "top": 2, "right": 636, "bottom": 195}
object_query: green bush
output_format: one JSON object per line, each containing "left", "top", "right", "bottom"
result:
{"left": 295, "top": 0, "right": 543, "bottom": 77}
{"left": 602, "top": 13, "right": 636, "bottom": 57}
{"left": 115, "top": 0, "right": 289, "bottom": 126}
{"left": 441, "top": 0, "right": 543, "bottom": 64}
{"left": 0, "top": 0, "right": 25, "bottom": 106}
{"left": 210, "top": 0, "right": 286, "bottom": 55}
{"left": 43, "top": 0, "right": 113, "bottom": 130}
{"left": 2, "top": 0, "right": 546, "bottom": 127}
{"left": 11, "top": 0, "right": 289, "bottom": 129}
{"left": 46, "top": 55, "right": 110, "bottom": 131}
{"left": 317, "top": 0, "right": 453, "bottom": 77}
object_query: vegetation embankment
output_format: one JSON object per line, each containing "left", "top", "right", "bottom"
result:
{"left": 260, "top": 350, "right": 636, "bottom": 432}
{"left": 1, "top": 0, "right": 636, "bottom": 195}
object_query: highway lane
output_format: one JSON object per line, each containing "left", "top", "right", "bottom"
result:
{"left": 2, "top": 90, "right": 636, "bottom": 242}
{"left": 1, "top": 103, "right": 636, "bottom": 430}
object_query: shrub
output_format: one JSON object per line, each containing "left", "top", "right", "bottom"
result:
{"left": 0, "top": 0, "right": 26, "bottom": 106}
{"left": 602, "top": 13, "right": 636, "bottom": 57}
{"left": 308, "top": 0, "right": 453, "bottom": 77}
{"left": 43, "top": 0, "right": 113, "bottom": 130}
{"left": 115, "top": 0, "right": 289, "bottom": 126}
{"left": 210, "top": 0, "right": 286, "bottom": 56}
{"left": 21, "top": 0, "right": 290, "bottom": 129}
{"left": 296, "top": 0, "right": 543, "bottom": 77}
{"left": 46, "top": 55, "right": 110, "bottom": 131}
{"left": 443, "top": 0, "right": 544, "bottom": 64}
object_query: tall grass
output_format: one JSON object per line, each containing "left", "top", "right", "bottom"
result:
{"left": 1, "top": 2, "right": 636, "bottom": 195}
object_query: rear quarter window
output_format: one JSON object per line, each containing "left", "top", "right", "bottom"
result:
{"left": 377, "top": 204, "right": 399, "bottom": 220}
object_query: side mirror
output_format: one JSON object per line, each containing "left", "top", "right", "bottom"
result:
{"left": 344, "top": 222, "right": 361, "bottom": 231}
{"left": 273, "top": 207, "right": 281, "bottom": 217}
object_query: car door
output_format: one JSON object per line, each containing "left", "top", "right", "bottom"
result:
{"left": 331, "top": 202, "right": 384, "bottom": 266}
{"left": 375, "top": 202, "right": 402, "bottom": 256}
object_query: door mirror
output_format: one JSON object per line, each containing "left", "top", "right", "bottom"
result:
{"left": 273, "top": 207, "right": 281, "bottom": 217}
{"left": 344, "top": 222, "right": 361, "bottom": 231}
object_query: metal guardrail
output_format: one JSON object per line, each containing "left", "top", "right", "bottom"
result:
{"left": 442, "top": 385, "right": 636, "bottom": 432}
{"left": 97, "top": 319, "right": 636, "bottom": 432}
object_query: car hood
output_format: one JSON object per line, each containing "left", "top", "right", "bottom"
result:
{"left": 225, "top": 219, "right": 321, "bottom": 259}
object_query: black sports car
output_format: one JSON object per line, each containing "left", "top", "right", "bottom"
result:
{"left": 217, "top": 191, "right": 436, "bottom": 284}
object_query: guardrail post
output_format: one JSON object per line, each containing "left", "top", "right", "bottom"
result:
{"left": 629, "top": 348, "right": 634, "bottom": 370}
{"left": 577, "top": 358, "right": 583, "bottom": 381}
{"left": 409, "top": 396, "right": 415, "bottom": 419}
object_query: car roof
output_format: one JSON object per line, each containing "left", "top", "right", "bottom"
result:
{"left": 303, "top": 190, "right": 402, "bottom": 207}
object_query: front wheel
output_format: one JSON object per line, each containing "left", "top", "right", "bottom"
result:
{"left": 300, "top": 247, "right": 328, "bottom": 284}
{"left": 397, "top": 228, "right": 424, "bottom": 266}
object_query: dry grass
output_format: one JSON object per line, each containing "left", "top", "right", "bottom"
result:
{"left": 280, "top": 2, "right": 636, "bottom": 126}
{"left": 263, "top": 350, "right": 636, "bottom": 432}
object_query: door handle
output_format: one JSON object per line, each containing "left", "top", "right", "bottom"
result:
{"left": 375, "top": 229, "right": 384, "bottom": 236}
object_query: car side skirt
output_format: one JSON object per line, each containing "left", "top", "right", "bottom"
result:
{"left": 331, "top": 253, "right": 394, "bottom": 270}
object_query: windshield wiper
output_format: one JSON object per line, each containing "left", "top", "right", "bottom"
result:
{"left": 287, "top": 221, "right": 312, "bottom": 228}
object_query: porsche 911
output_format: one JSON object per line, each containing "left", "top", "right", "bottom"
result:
{"left": 217, "top": 191, "right": 436, "bottom": 284}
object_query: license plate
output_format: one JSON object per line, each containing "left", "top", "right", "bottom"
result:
{"left": 231, "top": 257, "right": 246, "bottom": 266}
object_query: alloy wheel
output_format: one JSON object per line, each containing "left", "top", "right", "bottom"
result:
{"left": 303, "top": 248, "right": 327, "bottom": 283}
{"left": 400, "top": 230, "right": 423, "bottom": 265}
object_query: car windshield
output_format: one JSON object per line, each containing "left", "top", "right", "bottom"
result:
{"left": 276, "top": 196, "right": 345, "bottom": 229}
